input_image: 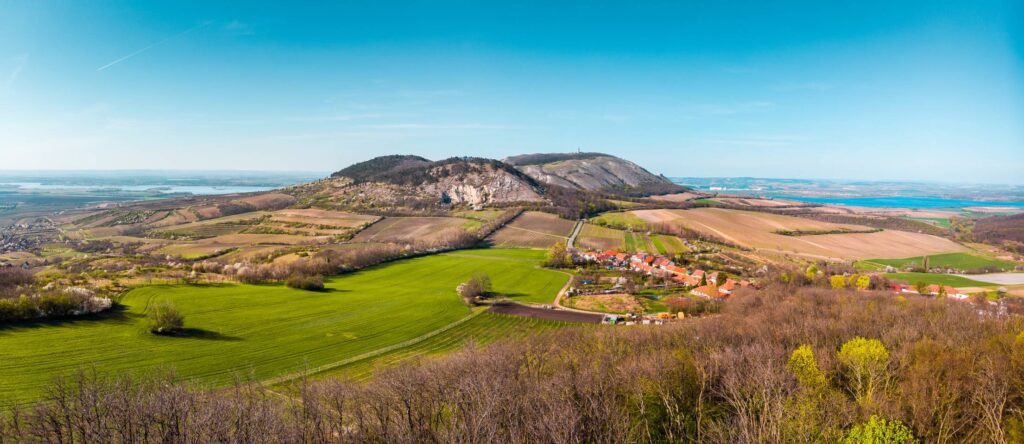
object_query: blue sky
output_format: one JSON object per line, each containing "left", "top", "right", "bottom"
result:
{"left": 1, "top": 1, "right": 1022, "bottom": 183}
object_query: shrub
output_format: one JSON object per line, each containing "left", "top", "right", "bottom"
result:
{"left": 457, "top": 273, "right": 491, "bottom": 304}
{"left": 844, "top": 415, "right": 917, "bottom": 444}
{"left": 285, "top": 274, "right": 325, "bottom": 291}
{"left": 149, "top": 303, "right": 184, "bottom": 335}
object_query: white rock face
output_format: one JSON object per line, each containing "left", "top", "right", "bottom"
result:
{"left": 429, "top": 171, "right": 545, "bottom": 205}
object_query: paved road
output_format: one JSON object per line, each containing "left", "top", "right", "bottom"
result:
{"left": 567, "top": 219, "right": 584, "bottom": 249}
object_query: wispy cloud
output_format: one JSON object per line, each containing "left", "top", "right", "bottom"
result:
{"left": 2, "top": 54, "right": 28, "bottom": 92}
{"left": 360, "top": 123, "right": 518, "bottom": 130}
{"left": 97, "top": 22, "right": 210, "bottom": 71}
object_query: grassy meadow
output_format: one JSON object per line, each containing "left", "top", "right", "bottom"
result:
{"left": 863, "top": 252, "right": 1016, "bottom": 271}
{"left": 0, "top": 248, "right": 566, "bottom": 405}
{"left": 883, "top": 272, "right": 995, "bottom": 288}
{"left": 296, "top": 312, "right": 575, "bottom": 382}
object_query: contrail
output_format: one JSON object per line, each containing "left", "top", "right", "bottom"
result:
{"left": 97, "top": 22, "right": 208, "bottom": 72}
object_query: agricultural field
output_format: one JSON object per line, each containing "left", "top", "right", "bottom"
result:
{"left": 883, "top": 272, "right": 996, "bottom": 288}
{"left": 861, "top": 252, "right": 1017, "bottom": 272}
{"left": 487, "top": 211, "right": 574, "bottom": 248}
{"left": 576, "top": 223, "right": 626, "bottom": 251}
{"left": 648, "top": 192, "right": 703, "bottom": 203}
{"left": 632, "top": 208, "right": 967, "bottom": 260}
{"left": 0, "top": 248, "right": 567, "bottom": 405}
{"left": 590, "top": 211, "right": 649, "bottom": 230}
{"left": 563, "top": 293, "right": 646, "bottom": 313}
{"left": 268, "top": 208, "right": 378, "bottom": 228}
{"left": 295, "top": 312, "right": 574, "bottom": 382}
{"left": 651, "top": 234, "right": 687, "bottom": 255}
{"left": 352, "top": 216, "right": 475, "bottom": 243}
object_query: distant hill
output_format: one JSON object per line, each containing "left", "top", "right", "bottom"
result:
{"left": 504, "top": 152, "right": 686, "bottom": 196}
{"left": 973, "top": 213, "right": 1024, "bottom": 252}
{"left": 330, "top": 155, "right": 431, "bottom": 182}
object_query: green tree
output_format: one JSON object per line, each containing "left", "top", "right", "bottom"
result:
{"left": 785, "top": 345, "right": 844, "bottom": 441}
{"left": 788, "top": 345, "right": 827, "bottom": 390}
{"left": 831, "top": 275, "right": 848, "bottom": 289}
{"left": 843, "top": 415, "right": 917, "bottom": 444}
{"left": 149, "top": 302, "right": 184, "bottom": 335}
{"left": 855, "top": 275, "right": 871, "bottom": 291}
{"left": 914, "top": 281, "right": 929, "bottom": 295}
{"left": 543, "top": 242, "right": 572, "bottom": 268}
{"left": 715, "top": 272, "right": 727, "bottom": 286}
{"left": 837, "top": 337, "right": 890, "bottom": 408}
{"left": 806, "top": 264, "right": 821, "bottom": 281}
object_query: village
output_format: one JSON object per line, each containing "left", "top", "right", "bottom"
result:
{"left": 564, "top": 248, "right": 758, "bottom": 325}
{"left": 563, "top": 248, "right": 1007, "bottom": 325}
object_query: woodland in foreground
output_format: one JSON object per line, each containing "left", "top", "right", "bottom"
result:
{"left": 1, "top": 286, "right": 1021, "bottom": 443}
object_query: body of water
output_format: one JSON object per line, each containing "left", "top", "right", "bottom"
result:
{"left": 0, "top": 182, "right": 277, "bottom": 195}
{"left": 775, "top": 196, "right": 1024, "bottom": 209}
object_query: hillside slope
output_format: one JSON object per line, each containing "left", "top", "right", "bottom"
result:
{"left": 294, "top": 157, "right": 546, "bottom": 210}
{"left": 504, "top": 152, "right": 685, "bottom": 196}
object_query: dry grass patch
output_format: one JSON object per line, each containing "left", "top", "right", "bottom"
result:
{"left": 352, "top": 217, "right": 469, "bottom": 243}
{"left": 565, "top": 293, "right": 646, "bottom": 313}
{"left": 648, "top": 192, "right": 703, "bottom": 202}
{"left": 633, "top": 208, "right": 966, "bottom": 260}
{"left": 488, "top": 212, "right": 574, "bottom": 248}
{"left": 576, "top": 223, "right": 626, "bottom": 251}
{"left": 269, "top": 209, "right": 378, "bottom": 228}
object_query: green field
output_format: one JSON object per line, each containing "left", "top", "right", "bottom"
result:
{"left": 901, "top": 216, "right": 951, "bottom": 228}
{"left": 883, "top": 272, "right": 995, "bottom": 288}
{"left": 864, "top": 252, "right": 1016, "bottom": 271}
{"left": 0, "top": 248, "right": 567, "bottom": 404}
{"left": 295, "top": 312, "right": 574, "bottom": 382}
{"left": 590, "top": 212, "right": 649, "bottom": 230}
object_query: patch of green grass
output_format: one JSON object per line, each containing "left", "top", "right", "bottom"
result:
{"left": 624, "top": 231, "right": 638, "bottom": 252}
{"left": 884, "top": 272, "right": 995, "bottom": 288}
{"left": 901, "top": 216, "right": 951, "bottom": 228}
{"left": 650, "top": 235, "right": 667, "bottom": 254}
{"left": 297, "top": 312, "right": 574, "bottom": 382}
{"left": 0, "top": 248, "right": 567, "bottom": 405}
{"left": 590, "top": 212, "right": 648, "bottom": 230}
{"left": 869, "top": 252, "right": 1016, "bottom": 271}
{"left": 655, "top": 235, "right": 687, "bottom": 254}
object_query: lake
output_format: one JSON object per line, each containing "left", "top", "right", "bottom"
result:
{"left": 775, "top": 196, "right": 1024, "bottom": 209}
{"left": 0, "top": 182, "right": 277, "bottom": 195}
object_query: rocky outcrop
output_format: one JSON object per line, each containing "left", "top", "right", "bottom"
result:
{"left": 428, "top": 171, "right": 544, "bottom": 206}
{"left": 504, "top": 153, "right": 681, "bottom": 195}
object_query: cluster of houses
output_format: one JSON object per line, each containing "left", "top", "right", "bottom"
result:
{"left": 891, "top": 283, "right": 970, "bottom": 300}
{"left": 574, "top": 249, "right": 755, "bottom": 299}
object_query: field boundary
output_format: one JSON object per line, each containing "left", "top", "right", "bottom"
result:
{"left": 262, "top": 310, "right": 486, "bottom": 386}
